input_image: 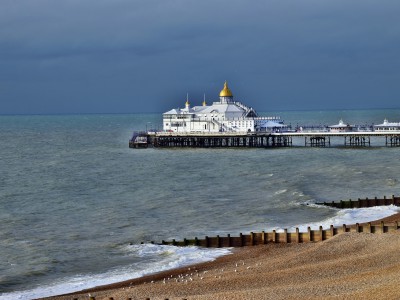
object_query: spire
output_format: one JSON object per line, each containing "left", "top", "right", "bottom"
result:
{"left": 185, "top": 93, "right": 190, "bottom": 106}
{"left": 185, "top": 93, "right": 190, "bottom": 110}
{"left": 202, "top": 93, "right": 207, "bottom": 106}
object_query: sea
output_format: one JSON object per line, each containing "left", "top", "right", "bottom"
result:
{"left": 1, "top": 109, "right": 400, "bottom": 299}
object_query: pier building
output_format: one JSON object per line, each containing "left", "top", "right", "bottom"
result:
{"left": 162, "top": 81, "right": 285, "bottom": 133}
{"left": 129, "top": 82, "right": 400, "bottom": 149}
{"left": 374, "top": 119, "right": 400, "bottom": 131}
{"left": 328, "top": 120, "right": 354, "bottom": 132}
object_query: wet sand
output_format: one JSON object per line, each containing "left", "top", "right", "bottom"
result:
{"left": 44, "top": 213, "right": 400, "bottom": 300}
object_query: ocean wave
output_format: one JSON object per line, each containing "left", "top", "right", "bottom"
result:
{"left": 0, "top": 244, "right": 231, "bottom": 300}
{"left": 275, "top": 205, "right": 400, "bottom": 232}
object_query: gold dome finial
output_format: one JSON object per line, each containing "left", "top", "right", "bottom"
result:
{"left": 185, "top": 93, "right": 190, "bottom": 106}
{"left": 202, "top": 93, "right": 207, "bottom": 106}
{"left": 219, "top": 81, "right": 233, "bottom": 97}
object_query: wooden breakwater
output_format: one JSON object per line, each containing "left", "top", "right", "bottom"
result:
{"left": 316, "top": 195, "right": 400, "bottom": 209}
{"left": 159, "top": 221, "right": 399, "bottom": 248}
{"left": 157, "top": 195, "right": 400, "bottom": 248}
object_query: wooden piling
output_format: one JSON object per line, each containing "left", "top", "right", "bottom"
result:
{"left": 319, "top": 226, "right": 323, "bottom": 241}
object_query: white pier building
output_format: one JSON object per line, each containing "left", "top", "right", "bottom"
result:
{"left": 162, "top": 81, "right": 286, "bottom": 133}
{"left": 374, "top": 119, "right": 400, "bottom": 131}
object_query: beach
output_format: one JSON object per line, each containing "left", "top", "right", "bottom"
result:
{"left": 43, "top": 213, "right": 400, "bottom": 300}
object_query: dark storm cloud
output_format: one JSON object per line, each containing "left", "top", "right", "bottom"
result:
{"left": 1, "top": 0, "right": 400, "bottom": 114}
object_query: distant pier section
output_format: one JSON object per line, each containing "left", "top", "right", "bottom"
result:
{"left": 129, "top": 82, "right": 400, "bottom": 148}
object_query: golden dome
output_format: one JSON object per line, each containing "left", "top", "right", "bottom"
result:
{"left": 219, "top": 81, "right": 233, "bottom": 97}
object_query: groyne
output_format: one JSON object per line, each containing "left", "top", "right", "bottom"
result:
{"left": 315, "top": 195, "right": 400, "bottom": 208}
{"left": 156, "top": 195, "right": 400, "bottom": 248}
{"left": 159, "top": 221, "right": 398, "bottom": 248}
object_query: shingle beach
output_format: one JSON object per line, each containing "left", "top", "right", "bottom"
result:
{"left": 44, "top": 213, "right": 400, "bottom": 300}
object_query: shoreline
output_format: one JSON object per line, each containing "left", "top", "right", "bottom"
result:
{"left": 43, "top": 212, "right": 400, "bottom": 300}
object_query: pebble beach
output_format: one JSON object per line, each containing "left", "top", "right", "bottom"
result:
{"left": 43, "top": 213, "right": 400, "bottom": 300}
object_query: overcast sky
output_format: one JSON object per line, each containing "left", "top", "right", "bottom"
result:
{"left": 1, "top": 0, "right": 400, "bottom": 114}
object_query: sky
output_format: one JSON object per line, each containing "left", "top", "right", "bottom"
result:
{"left": 1, "top": 0, "right": 400, "bottom": 114}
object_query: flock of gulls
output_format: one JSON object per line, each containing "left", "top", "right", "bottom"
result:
{"left": 139, "top": 260, "right": 263, "bottom": 286}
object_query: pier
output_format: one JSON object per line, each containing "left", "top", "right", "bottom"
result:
{"left": 130, "top": 131, "right": 400, "bottom": 148}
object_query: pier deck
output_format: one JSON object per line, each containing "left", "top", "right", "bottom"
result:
{"left": 130, "top": 130, "right": 400, "bottom": 148}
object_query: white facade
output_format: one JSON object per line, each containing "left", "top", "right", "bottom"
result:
{"left": 328, "top": 120, "right": 353, "bottom": 132}
{"left": 163, "top": 82, "right": 285, "bottom": 133}
{"left": 374, "top": 119, "right": 400, "bottom": 131}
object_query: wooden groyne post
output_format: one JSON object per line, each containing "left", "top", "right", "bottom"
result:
{"left": 159, "top": 221, "right": 399, "bottom": 248}
{"left": 316, "top": 195, "right": 400, "bottom": 208}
